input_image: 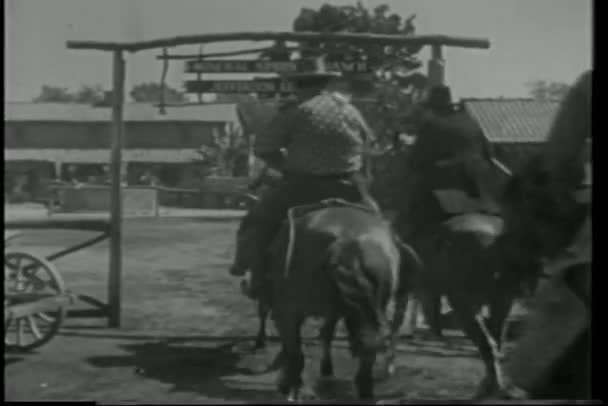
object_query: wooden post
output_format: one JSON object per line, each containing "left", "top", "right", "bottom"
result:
{"left": 428, "top": 45, "right": 445, "bottom": 86}
{"left": 108, "top": 50, "right": 125, "bottom": 328}
{"left": 54, "top": 161, "right": 62, "bottom": 180}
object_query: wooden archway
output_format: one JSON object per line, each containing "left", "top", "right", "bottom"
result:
{"left": 66, "top": 31, "right": 490, "bottom": 328}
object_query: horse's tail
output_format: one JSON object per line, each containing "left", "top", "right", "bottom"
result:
{"left": 389, "top": 234, "right": 424, "bottom": 334}
{"left": 328, "top": 240, "right": 391, "bottom": 355}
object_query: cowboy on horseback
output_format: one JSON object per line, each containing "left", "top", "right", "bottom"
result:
{"left": 229, "top": 56, "right": 380, "bottom": 301}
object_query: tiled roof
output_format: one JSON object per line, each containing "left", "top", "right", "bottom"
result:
{"left": 462, "top": 98, "right": 560, "bottom": 143}
{"left": 4, "top": 102, "right": 240, "bottom": 123}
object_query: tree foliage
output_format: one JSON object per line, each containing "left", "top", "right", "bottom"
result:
{"left": 291, "top": 2, "right": 420, "bottom": 74}
{"left": 526, "top": 80, "right": 570, "bottom": 101}
{"left": 73, "top": 84, "right": 106, "bottom": 104}
{"left": 129, "top": 82, "right": 188, "bottom": 103}
{"left": 34, "top": 82, "right": 188, "bottom": 104}
{"left": 33, "top": 85, "right": 77, "bottom": 103}
{"left": 191, "top": 122, "right": 250, "bottom": 180}
{"left": 32, "top": 84, "right": 108, "bottom": 104}
{"left": 286, "top": 2, "right": 428, "bottom": 147}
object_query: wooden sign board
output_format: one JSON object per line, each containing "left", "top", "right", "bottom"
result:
{"left": 185, "top": 59, "right": 371, "bottom": 74}
{"left": 185, "top": 80, "right": 296, "bottom": 94}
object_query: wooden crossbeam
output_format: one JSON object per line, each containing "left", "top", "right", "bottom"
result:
{"left": 67, "top": 31, "right": 490, "bottom": 53}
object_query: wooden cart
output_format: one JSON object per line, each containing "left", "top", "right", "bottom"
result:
{"left": 4, "top": 219, "right": 112, "bottom": 351}
{"left": 4, "top": 231, "right": 74, "bottom": 351}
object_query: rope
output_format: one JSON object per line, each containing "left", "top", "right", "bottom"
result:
{"left": 283, "top": 207, "right": 297, "bottom": 278}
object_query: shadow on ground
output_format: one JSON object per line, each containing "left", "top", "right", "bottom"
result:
{"left": 81, "top": 335, "right": 427, "bottom": 403}
{"left": 4, "top": 356, "right": 25, "bottom": 366}
{"left": 86, "top": 339, "right": 285, "bottom": 403}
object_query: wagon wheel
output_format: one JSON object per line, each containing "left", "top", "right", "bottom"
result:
{"left": 4, "top": 250, "right": 66, "bottom": 352}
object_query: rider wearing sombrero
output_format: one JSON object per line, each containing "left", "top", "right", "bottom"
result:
{"left": 229, "top": 56, "right": 380, "bottom": 301}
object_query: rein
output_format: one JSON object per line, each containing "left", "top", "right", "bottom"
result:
{"left": 284, "top": 206, "right": 297, "bottom": 278}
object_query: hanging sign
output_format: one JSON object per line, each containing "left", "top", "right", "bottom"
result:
{"left": 184, "top": 59, "right": 371, "bottom": 74}
{"left": 184, "top": 79, "right": 296, "bottom": 94}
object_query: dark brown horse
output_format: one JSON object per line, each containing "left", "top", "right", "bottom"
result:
{"left": 496, "top": 70, "right": 591, "bottom": 400}
{"left": 260, "top": 201, "right": 420, "bottom": 401}
{"left": 402, "top": 212, "right": 541, "bottom": 398}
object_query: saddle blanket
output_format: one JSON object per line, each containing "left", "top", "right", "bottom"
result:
{"left": 288, "top": 198, "right": 378, "bottom": 219}
{"left": 433, "top": 188, "right": 501, "bottom": 215}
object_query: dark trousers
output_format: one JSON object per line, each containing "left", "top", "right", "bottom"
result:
{"left": 236, "top": 171, "right": 378, "bottom": 297}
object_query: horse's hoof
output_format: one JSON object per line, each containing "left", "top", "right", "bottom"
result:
{"left": 374, "top": 368, "right": 390, "bottom": 382}
{"left": 505, "top": 387, "right": 529, "bottom": 400}
{"left": 230, "top": 265, "right": 247, "bottom": 277}
{"left": 358, "top": 393, "right": 375, "bottom": 402}
{"left": 472, "top": 378, "right": 499, "bottom": 400}
{"left": 277, "top": 380, "right": 290, "bottom": 396}
{"left": 376, "top": 399, "right": 399, "bottom": 405}
{"left": 320, "top": 361, "right": 334, "bottom": 378}
{"left": 294, "top": 387, "right": 317, "bottom": 402}
{"left": 252, "top": 340, "right": 266, "bottom": 351}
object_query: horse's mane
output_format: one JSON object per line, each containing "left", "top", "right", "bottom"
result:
{"left": 543, "top": 70, "right": 591, "bottom": 178}
{"left": 501, "top": 70, "right": 591, "bottom": 258}
{"left": 503, "top": 70, "right": 591, "bottom": 203}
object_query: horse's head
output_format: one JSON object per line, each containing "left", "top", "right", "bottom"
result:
{"left": 501, "top": 70, "right": 591, "bottom": 259}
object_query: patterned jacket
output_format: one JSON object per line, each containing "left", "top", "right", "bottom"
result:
{"left": 254, "top": 91, "right": 375, "bottom": 175}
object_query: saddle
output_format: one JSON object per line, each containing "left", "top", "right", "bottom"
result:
{"left": 282, "top": 199, "right": 380, "bottom": 278}
{"left": 287, "top": 198, "right": 378, "bottom": 220}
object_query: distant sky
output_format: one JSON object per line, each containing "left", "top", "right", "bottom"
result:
{"left": 5, "top": 0, "right": 592, "bottom": 102}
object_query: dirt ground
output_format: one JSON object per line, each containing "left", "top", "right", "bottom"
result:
{"left": 5, "top": 218, "right": 484, "bottom": 403}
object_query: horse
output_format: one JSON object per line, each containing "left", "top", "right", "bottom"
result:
{"left": 259, "top": 200, "right": 420, "bottom": 401}
{"left": 388, "top": 91, "right": 555, "bottom": 398}
{"left": 496, "top": 70, "right": 591, "bottom": 400}
{"left": 398, "top": 211, "right": 542, "bottom": 398}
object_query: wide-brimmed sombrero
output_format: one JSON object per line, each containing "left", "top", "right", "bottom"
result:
{"left": 282, "top": 56, "right": 342, "bottom": 81}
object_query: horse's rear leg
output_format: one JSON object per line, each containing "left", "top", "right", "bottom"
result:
{"left": 344, "top": 316, "right": 381, "bottom": 400}
{"left": 391, "top": 293, "right": 409, "bottom": 337}
{"left": 320, "top": 316, "right": 338, "bottom": 378}
{"left": 254, "top": 300, "right": 269, "bottom": 350}
{"left": 421, "top": 291, "right": 443, "bottom": 339}
{"left": 356, "top": 349, "right": 377, "bottom": 400}
{"left": 275, "top": 313, "right": 307, "bottom": 401}
{"left": 487, "top": 293, "right": 513, "bottom": 351}
{"left": 448, "top": 293, "right": 499, "bottom": 399}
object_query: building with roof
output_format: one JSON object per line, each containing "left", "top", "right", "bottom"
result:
{"left": 462, "top": 98, "right": 560, "bottom": 171}
{"left": 4, "top": 102, "right": 244, "bottom": 201}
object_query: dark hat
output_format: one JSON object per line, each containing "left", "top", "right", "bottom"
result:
{"left": 423, "top": 84, "right": 453, "bottom": 112}
{"left": 282, "top": 56, "right": 342, "bottom": 81}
